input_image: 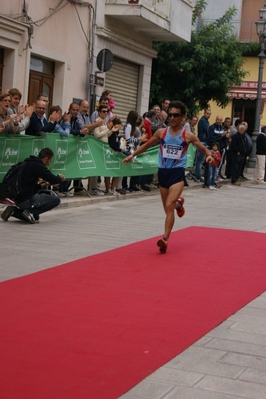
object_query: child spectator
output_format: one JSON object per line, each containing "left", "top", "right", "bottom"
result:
{"left": 208, "top": 142, "right": 221, "bottom": 190}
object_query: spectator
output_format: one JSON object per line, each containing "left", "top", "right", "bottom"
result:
{"left": 77, "top": 100, "right": 103, "bottom": 133}
{"left": 1, "top": 148, "right": 65, "bottom": 224}
{"left": 183, "top": 115, "right": 198, "bottom": 134}
{"left": 91, "top": 96, "right": 112, "bottom": 123}
{"left": 75, "top": 100, "right": 103, "bottom": 193}
{"left": 208, "top": 115, "right": 229, "bottom": 182}
{"left": 151, "top": 105, "right": 167, "bottom": 134}
{"left": 161, "top": 98, "right": 170, "bottom": 113}
{"left": 194, "top": 108, "right": 211, "bottom": 183}
{"left": 208, "top": 142, "right": 221, "bottom": 190}
{"left": 93, "top": 105, "right": 121, "bottom": 195}
{"left": 8, "top": 88, "right": 35, "bottom": 133}
{"left": 230, "top": 123, "right": 248, "bottom": 186}
{"left": 102, "top": 90, "right": 115, "bottom": 113}
{"left": 226, "top": 119, "right": 243, "bottom": 178}
{"left": 140, "top": 110, "right": 157, "bottom": 191}
{"left": 122, "top": 110, "right": 147, "bottom": 191}
{"left": 47, "top": 106, "right": 71, "bottom": 138}
{"left": 25, "top": 99, "right": 57, "bottom": 136}
{"left": 0, "top": 93, "right": 18, "bottom": 134}
{"left": 239, "top": 121, "right": 252, "bottom": 181}
{"left": 253, "top": 126, "right": 266, "bottom": 184}
{"left": 37, "top": 92, "right": 49, "bottom": 114}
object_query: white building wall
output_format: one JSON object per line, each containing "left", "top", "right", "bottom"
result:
{"left": 0, "top": 0, "right": 193, "bottom": 115}
{"left": 200, "top": 0, "right": 243, "bottom": 21}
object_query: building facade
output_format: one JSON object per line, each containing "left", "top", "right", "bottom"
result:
{"left": 199, "top": 0, "right": 266, "bottom": 133}
{"left": 0, "top": 0, "right": 193, "bottom": 122}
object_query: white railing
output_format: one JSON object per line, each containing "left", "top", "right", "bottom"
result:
{"left": 197, "top": 19, "right": 258, "bottom": 43}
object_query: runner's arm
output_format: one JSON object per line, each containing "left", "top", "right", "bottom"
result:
{"left": 123, "top": 129, "right": 162, "bottom": 163}
{"left": 186, "top": 131, "right": 214, "bottom": 164}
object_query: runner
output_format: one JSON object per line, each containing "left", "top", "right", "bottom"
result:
{"left": 123, "top": 101, "right": 215, "bottom": 253}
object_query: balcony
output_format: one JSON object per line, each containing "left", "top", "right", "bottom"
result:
{"left": 105, "top": 0, "right": 193, "bottom": 42}
{"left": 197, "top": 19, "right": 258, "bottom": 43}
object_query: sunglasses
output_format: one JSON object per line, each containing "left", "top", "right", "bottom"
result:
{"left": 101, "top": 110, "right": 108, "bottom": 113}
{"left": 168, "top": 113, "right": 181, "bottom": 118}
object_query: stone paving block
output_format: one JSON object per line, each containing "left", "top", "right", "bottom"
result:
{"left": 163, "top": 386, "right": 253, "bottom": 399}
{"left": 195, "top": 375, "right": 266, "bottom": 398}
{"left": 205, "top": 338, "right": 266, "bottom": 357}
{"left": 165, "top": 359, "right": 245, "bottom": 378}
{"left": 206, "top": 326, "right": 266, "bottom": 345}
{"left": 230, "top": 321, "right": 266, "bottom": 336}
{"left": 239, "top": 367, "right": 266, "bottom": 384}
{"left": 146, "top": 366, "right": 203, "bottom": 386}
{"left": 220, "top": 352, "right": 266, "bottom": 370}
{"left": 228, "top": 313, "right": 266, "bottom": 326}
{"left": 238, "top": 307, "right": 266, "bottom": 318}
{"left": 118, "top": 379, "right": 175, "bottom": 399}
{"left": 208, "top": 320, "right": 236, "bottom": 333}
{"left": 167, "top": 346, "right": 226, "bottom": 366}
{"left": 193, "top": 336, "right": 213, "bottom": 346}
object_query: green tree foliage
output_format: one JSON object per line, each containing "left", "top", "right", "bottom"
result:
{"left": 150, "top": 1, "right": 257, "bottom": 115}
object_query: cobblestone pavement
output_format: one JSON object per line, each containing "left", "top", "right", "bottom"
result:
{"left": 1, "top": 171, "right": 266, "bottom": 399}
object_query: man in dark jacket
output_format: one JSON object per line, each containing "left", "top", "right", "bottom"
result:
{"left": 25, "top": 100, "right": 58, "bottom": 136}
{"left": 1, "top": 148, "right": 65, "bottom": 223}
{"left": 230, "top": 124, "right": 248, "bottom": 186}
{"left": 194, "top": 108, "right": 211, "bottom": 182}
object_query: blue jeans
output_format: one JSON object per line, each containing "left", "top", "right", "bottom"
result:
{"left": 14, "top": 193, "right": 60, "bottom": 220}
{"left": 208, "top": 165, "right": 217, "bottom": 186}
{"left": 195, "top": 143, "right": 207, "bottom": 179}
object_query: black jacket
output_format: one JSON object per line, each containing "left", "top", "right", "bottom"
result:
{"left": 256, "top": 133, "right": 266, "bottom": 155}
{"left": 230, "top": 132, "right": 247, "bottom": 155}
{"left": 25, "top": 112, "right": 56, "bottom": 136}
{"left": 16, "top": 156, "right": 62, "bottom": 202}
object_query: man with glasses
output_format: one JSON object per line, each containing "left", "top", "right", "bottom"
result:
{"left": 90, "top": 96, "right": 111, "bottom": 123}
{"left": 25, "top": 100, "right": 59, "bottom": 136}
{"left": 123, "top": 101, "right": 214, "bottom": 254}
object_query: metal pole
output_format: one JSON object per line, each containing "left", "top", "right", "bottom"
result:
{"left": 248, "top": 38, "right": 266, "bottom": 167}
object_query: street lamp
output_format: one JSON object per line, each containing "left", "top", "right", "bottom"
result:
{"left": 249, "top": 4, "right": 266, "bottom": 167}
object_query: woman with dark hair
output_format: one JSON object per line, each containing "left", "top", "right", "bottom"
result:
{"left": 47, "top": 106, "right": 71, "bottom": 137}
{"left": 94, "top": 105, "right": 122, "bottom": 195}
{"left": 122, "top": 110, "right": 147, "bottom": 191}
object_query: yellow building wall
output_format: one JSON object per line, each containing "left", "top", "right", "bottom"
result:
{"left": 204, "top": 56, "right": 266, "bottom": 128}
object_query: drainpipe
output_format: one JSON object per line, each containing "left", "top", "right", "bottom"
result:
{"left": 87, "top": 1, "right": 97, "bottom": 103}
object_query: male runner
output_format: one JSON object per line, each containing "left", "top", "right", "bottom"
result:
{"left": 123, "top": 101, "right": 214, "bottom": 253}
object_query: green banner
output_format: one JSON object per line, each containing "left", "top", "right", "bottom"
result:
{"left": 0, "top": 134, "right": 159, "bottom": 182}
{"left": 0, "top": 135, "right": 196, "bottom": 182}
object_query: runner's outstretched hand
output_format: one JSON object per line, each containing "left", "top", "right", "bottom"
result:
{"left": 123, "top": 154, "right": 134, "bottom": 164}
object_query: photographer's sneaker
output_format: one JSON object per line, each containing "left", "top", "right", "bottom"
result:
{"left": 1, "top": 206, "right": 15, "bottom": 221}
{"left": 22, "top": 210, "right": 36, "bottom": 224}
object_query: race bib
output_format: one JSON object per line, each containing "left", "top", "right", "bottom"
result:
{"left": 162, "top": 144, "right": 182, "bottom": 160}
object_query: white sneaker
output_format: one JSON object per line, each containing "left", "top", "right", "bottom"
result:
{"left": 91, "top": 189, "right": 105, "bottom": 196}
{"left": 64, "top": 191, "right": 74, "bottom": 197}
{"left": 57, "top": 192, "right": 66, "bottom": 197}
{"left": 212, "top": 186, "right": 217, "bottom": 190}
{"left": 109, "top": 190, "right": 120, "bottom": 196}
{"left": 209, "top": 185, "right": 214, "bottom": 190}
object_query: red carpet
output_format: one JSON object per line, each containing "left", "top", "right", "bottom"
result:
{"left": 0, "top": 226, "right": 265, "bottom": 399}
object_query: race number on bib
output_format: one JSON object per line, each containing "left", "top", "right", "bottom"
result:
{"left": 162, "top": 144, "right": 183, "bottom": 160}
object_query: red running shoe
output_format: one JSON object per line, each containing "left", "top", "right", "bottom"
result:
{"left": 176, "top": 196, "right": 185, "bottom": 217}
{"left": 157, "top": 238, "right": 168, "bottom": 253}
